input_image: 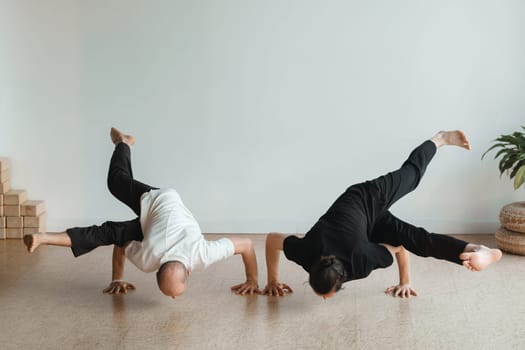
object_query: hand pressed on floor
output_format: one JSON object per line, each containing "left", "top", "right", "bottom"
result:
{"left": 231, "top": 280, "right": 261, "bottom": 296}
{"left": 262, "top": 281, "right": 293, "bottom": 296}
{"left": 385, "top": 284, "right": 417, "bottom": 298}
{"left": 103, "top": 281, "right": 136, "bottom": 295}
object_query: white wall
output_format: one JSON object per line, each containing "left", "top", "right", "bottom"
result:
{"left": 1, "top": 0, "right": 524, "bottom": 234}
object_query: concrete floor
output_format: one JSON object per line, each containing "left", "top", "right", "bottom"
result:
{"left": 1, "top": 234, "right": 524, "bottom": 350}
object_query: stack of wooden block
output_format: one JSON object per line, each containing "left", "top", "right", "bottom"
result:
{"left": 0, "top": 157, "right": 47, "bottom": 239}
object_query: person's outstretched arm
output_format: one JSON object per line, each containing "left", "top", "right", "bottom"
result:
{"left": 262, "top": 233, "right": 293, "bottom": 296}
{"left": 103, "top": 244, "right": 136, "bottom": 294}
{"left": 229, "top": 237, "right": 260, "bottom": 295}
{"left": 380, "top": 244, "right": 417, "bottom": 298}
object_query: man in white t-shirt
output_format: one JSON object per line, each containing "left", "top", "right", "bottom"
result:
{"left": 23, "top": 128, "right": 259, "bottom": 298}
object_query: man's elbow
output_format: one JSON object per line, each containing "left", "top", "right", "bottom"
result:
{"left": 234, "top": 237, "right": 253, "bottom": 255}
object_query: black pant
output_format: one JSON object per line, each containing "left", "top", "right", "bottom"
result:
{"left": 67, "top": 143, "right": 157, "bottom": 257}
{"left": 368, "top": 140, "right": 467, "bottom": 264}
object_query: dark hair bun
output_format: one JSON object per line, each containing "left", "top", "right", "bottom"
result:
{"left": 320, "top": 255, "right": 336, "bottom": 267}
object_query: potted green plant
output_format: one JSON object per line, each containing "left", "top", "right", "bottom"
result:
{"left": 483, "top": 126, "right": 525, "bottom": 255}
{"left": 482, "top": 126, "right": 525, "bottom": 190}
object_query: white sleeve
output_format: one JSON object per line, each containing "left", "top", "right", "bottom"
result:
{"left": 125, "top": 241, "right": 154, "bottom": 272}
{"left": 197, "top": 238, "right": 235, "bottom": 270}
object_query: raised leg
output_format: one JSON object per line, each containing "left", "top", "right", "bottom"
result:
{"left": 23, "top": 232, "right": 71, "bottom": 253}
{"left": 66, "top": 218, "right": 143, "bottom": 257}
{"left": 371, "top": 130, "right": 471, "bottom": 211}
{"left": 371, "top": 211, "right": 468, "bottom": 265}
{"left": 107, "top": 127, "right": 157, "bottom": 216}
{"left": 24, "top": 219, "right": 143, "bottom": 257}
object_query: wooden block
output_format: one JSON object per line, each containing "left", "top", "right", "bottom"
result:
{"left": 24, "top": 213, "right": 46, "bottom": 228}
{"left": 0, "top": 180, "right": 10, "bottom": 194}
{"left": 0, "top": 215, "right": 5, "bottom": 240}
{"left": 0, "top": 158, "right": 9, "bottom": 171}
{"left": 6, "top": 228, "right": 23, "bottom": 239}
{"left": 0, "top": 202, "right": 2, "bottom": 217}
{"left": 21, "top": 200, "right": 45, "bottom": 216}
{"left": 7, "top": 216, "right": 23, "bottom": 228}
{"left": 0, "top": 194, "right": 2, "bottom": 206}
{"left": 0, "top": 169, "right": 9, "bottom": 183}
{"left": 5, "top": 190, "right": 27, "bottom": 205}
{"left": 4, "top": 205, "right": 20, "bottom": 216}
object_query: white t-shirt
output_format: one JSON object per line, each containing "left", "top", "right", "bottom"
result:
{"left": 125, "top": 188, "right": 235, "bottom": 273}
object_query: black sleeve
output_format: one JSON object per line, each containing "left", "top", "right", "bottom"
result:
{"left": 349, "top": 243, "right": 393, "bottom": 280}
{"left": 283, "top": 234, "right": 320, "bottom": 272}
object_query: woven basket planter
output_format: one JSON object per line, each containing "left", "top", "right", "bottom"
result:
{"left": 500, "top": 201, "right": 525, "bottom": 233}
{"left": 495, "top": 226, "right": 525, "bottom": 255}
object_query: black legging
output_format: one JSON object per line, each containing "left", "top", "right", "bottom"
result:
{"left": 368, "top": 140, "right": 467, "bottom": 264}
{"left": 320, "top": 140, "right": 468, "bottom": 266}
{"left": 67, "top": 143, "right": 157, "bottom": 257}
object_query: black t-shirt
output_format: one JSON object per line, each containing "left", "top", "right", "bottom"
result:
{"left": 283, "top": 183, "right": 394, "bottom": 281}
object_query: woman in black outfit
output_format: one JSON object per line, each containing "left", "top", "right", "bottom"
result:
{"left": 263, "top": 130, "right": 502, "bottom": 299}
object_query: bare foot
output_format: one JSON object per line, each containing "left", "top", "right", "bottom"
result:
{"left": 110, "top": 127, "right": 135, "bottom": 146}
{"left": 23, "top": 234, "right": 41, "bottom": 253}
{"left": 431, "top": 130, "right": 471, "bottom": 150}
{"left": 459, "top": 245, "right": 502, "bottom": 271}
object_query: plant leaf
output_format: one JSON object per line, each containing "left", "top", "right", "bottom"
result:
{"left": 498, "top": 135, "right": 518, "bottom": 144}
{"left": 498, "top": 153, "right": 510, "bottom": 174}
{"left": 514, "top": 165, "right": 525, "bottom": 190}
{"left": 510, "top": 160, "right": 525, "bottom": 179}
{"left": 500, "top": 154, "right": 518, "bottom": 175}
{"left": 494, "top": 148, "right": 510, "bottom": 160}
{"left": 481, "top": 143, "right": 507, "bottom": 159}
